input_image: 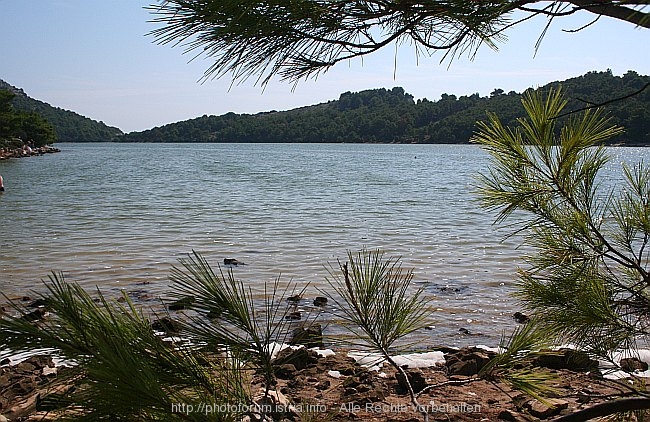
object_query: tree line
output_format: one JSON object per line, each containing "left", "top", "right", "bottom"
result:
{"left": 0, "top": 80, "right": 123, "bottom": 144}
{"left": 120, "top": 70, "right": 650, "bottom": 145}
{"left": 0, "top": 89, "right": 56, "bottom": 149}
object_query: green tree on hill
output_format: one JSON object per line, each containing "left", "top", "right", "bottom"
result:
{"left": 121, "top": 71, "right": 650, "bottom": 145}
{"left": 0, "top": 80, "right": 123, "bottom": 143}
{"left": 0, "top": 89, "right": 56, "bottom": 149}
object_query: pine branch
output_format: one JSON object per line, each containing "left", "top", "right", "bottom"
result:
{"left": 553, "top": 396, "right": 650, "bottom": 421}
{"left": 552, "top": 82, "right": 650, "bottom": 119}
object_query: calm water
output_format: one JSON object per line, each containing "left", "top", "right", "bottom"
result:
{"left": 1, "top": 143, "right": 646, "bottom": 346}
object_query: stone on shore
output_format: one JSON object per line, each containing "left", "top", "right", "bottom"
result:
{"left": 289, "top": 324, "right": 323, "bottom": 348}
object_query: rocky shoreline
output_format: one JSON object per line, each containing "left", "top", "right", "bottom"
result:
{"left": 2, "top": 294, "right": 650, "bottom": 421}
{"left": 2, "top": 345, "right": 649, "bottom": 421}
{"left": 0, "top": 145, "right": 60, "bottom": 161}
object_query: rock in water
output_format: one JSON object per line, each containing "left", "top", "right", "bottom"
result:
{"left": 168, "top": 296, "right": 194, "bottom": 311}
{"left": 285, "top": 311, "right": 301, "bottom": 320}
{"left": 313, "top": 296, "right": 328, "bottom": 306}
{"left": 513, "top": 311, "right": 530, "bottom": 324}
{"left": 223, "top": 258, "right": 244, "bottom": 266}
{"left": 286, "top": 294, "right": 302, "bottom": 303}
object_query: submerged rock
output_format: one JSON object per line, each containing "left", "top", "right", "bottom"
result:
{"left": 27, "top": 299, "right": 48, "bottom": 308}
{"left": 20, "top": 308, "right": 46, "bottom": 322}
{"left": 286, "top": 294, "right": 302, "bottom": 303}
{"left": 167, "top": 296, "right": 194, "bottom": 311}
{"left": 223, "top": 258, "right": 244, "bottom": 266}
{"left": 285, "top": 311, "right": 301, "bottom": 321}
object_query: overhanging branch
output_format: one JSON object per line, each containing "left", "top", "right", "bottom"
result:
{"left": 568, "top": 0, "right": 650, "bottom": 28}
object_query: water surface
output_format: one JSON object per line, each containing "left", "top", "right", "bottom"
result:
{"left": 1, "top": 143, "right": 645, "bottom": 346}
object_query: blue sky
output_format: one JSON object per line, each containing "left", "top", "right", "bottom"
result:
{"left": 1, "top": 1, "right": 648, "bottom": 133}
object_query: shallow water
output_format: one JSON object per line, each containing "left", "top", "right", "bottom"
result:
{"left": 1, "top": 143, "right": 647, "bottom": 347}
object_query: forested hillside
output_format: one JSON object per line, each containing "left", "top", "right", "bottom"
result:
{"left": 0, "top": 80, "right": 123, "bottom": 143}
{"left": 0, "top": 90, "right": 56, "bottom": 149}
{"left": 120, "top": 70, "right": 650, "bottom": 145}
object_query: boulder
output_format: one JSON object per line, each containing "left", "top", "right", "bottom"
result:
{"left": 445, "top": 347, "right": 495, "bottom": 376}
{"left": 395, "top": 369, "right": 428, "bottom": 393}
{"left": 289, "top": 324, "right": 323, "bottom": 348}
{"left": 313, "top": 297, "right": 328, "bottom": 307}
{"left": 532, "top": 349, "right": 598, "bottom": 372}
{"left": 274, "top": 364, "right": 297, "bottom": 380}
{"left": 525, "top": 398, "right": 569, "bottom": 419}
{"left": 273, "top": 347, "right": 320, "bottom": 371}
{"left": 512, "top": 312, "right": 530, "bottom": 324}
{"left": 448, "top": 359, "right": 478, "bottom": 377}
{"left": 620, "top": 357, "right": 649, "bottom": 372}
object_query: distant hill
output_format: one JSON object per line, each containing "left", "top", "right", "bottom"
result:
{"left": 0, "top": 80, "right": 123, "bottom": 143}
{"left": 120, "top": 70, "right": 650, "bottom": 146}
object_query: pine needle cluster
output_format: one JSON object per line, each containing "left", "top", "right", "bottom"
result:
{"left": 474, "top": 87, "right": 650, "bottom": 361}
{"left": 0, "top": 272, "right": 243, "bottom": 421}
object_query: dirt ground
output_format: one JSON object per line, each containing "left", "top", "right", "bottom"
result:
{"left": 2, "top": 346, "right": 648, "bottom": 422}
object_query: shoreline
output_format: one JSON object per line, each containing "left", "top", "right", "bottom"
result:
{"left": 1, "top": 344, "right": 649, "bottom": 421}
{"left": 0, "top": 145, "right": 60, "bottom": 161}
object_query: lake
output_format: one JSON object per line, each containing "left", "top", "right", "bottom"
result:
{"left": 1, "top": 143, "right": 646, "bottom": 347}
